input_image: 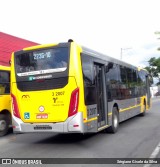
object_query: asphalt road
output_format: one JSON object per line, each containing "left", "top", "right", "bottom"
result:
{"left": 0, "top": 98, "right": 160, "bottom": 167}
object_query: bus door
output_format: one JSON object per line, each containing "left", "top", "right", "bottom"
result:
{"left": 94, "top": 63, "right": 108, "bottom": 128}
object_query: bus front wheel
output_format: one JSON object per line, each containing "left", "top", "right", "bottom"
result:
{"left": 0, "top": 114, "right": 9, "bottom": 137}
{"left": 107, "top": 107, "right": 119, "bottom": 133}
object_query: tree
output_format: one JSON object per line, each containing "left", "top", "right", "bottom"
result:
{"left": 145, "top": 57, "right": 160, "bottom": 85}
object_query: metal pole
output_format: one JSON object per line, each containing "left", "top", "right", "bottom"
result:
{"left": 120, "top": 48, "right": 122, "bottom": 60}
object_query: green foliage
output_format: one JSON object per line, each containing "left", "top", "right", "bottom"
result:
{"left": 155, "top": 31, "right": 160, "bottom": 35}
{"left": 149, "top": 31, "right": 160, "bottom": 85}
{"left": 145, "top": 57, "right": 160, "bottom": 85}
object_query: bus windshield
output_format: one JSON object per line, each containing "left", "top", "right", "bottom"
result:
{"left": 15, "top": 47, "right": 68, "bottom": 77}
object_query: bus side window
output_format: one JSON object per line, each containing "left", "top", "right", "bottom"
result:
{"left": 0, "top": 71, "right": 10, "bottom": 94}
{"left": 138, "top": 71, "right": 146, "bottom": 96}
{"left": 106, "top": 63, "right": 120, "bottom": 100}
{"left": 119, "top": 66, "right": 128, "bottom": 99}
{"left": 132, "top": 70, "right": 138, "bottom": 97}
{"left": 81, "top": 54, "right": 96, "bottom": 105}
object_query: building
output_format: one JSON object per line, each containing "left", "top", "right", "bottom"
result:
{"left": 0, "top": 32, "right": 39, "bottom": 66}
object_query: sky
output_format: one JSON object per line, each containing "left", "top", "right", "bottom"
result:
{"left": 0, "top": 0, "right": 160, "bottom": 67}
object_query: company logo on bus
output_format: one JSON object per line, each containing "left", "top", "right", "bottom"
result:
{"left": 39, "top": 106, "right": 45, "bottom": 112}
{"left": 22, "top": 95, "right": 30, "bottom": 99}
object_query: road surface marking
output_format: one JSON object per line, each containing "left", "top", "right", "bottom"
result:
{"left": 143, "top": 141, "right": 160, "bottom": 167}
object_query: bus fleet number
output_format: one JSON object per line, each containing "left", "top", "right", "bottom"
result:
{"left": 52, "top": 91, "right": 65, "bottom": 96}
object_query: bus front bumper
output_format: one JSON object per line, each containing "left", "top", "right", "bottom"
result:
{"left": 12, "top": 112, "right": 84, "bottom": 133}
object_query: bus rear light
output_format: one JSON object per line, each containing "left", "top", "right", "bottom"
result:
{"left": 68, "top": 88, "right": 79, "bottom": 117}
{"left": 11, "top": 93, "right": 20, "bottom": 119}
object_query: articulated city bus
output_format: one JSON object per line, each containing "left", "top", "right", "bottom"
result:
{"left": 0, "top": 65, "right": 11, "bottom": 136}
{"left": 11, "top": 40, "right": 152, "bottom": 134}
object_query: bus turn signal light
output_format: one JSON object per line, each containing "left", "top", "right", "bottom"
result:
{"left": 68, "top": 88, "right": 79, "bottom": 117}
{"left": 11, "top": 93, "right": 20, "bottom": 119}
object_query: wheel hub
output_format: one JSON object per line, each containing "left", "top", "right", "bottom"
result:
{"left": 114, "top": 115, "right": 118, "bottom": 128}
{"left": 0, "top": 120, "right": 7, "bottom": 131}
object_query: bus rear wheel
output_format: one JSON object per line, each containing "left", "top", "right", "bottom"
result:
{"left": 0, "top": 114, "right": 9, "bottom": 137}
{"left": 106, "top": 107, "right": 119, "bottom": 133}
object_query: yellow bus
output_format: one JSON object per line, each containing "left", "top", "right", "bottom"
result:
{"left": 0, "top": 65, "right": 11, "bottom": 136}
{"left": 11, "top": 40, "right": 152, "bottom": 134}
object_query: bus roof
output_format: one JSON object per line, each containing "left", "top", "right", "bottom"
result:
{"left": 14, "top": 40, "right": 145, "bottom": 72}
{"left": 23, "top": 43, "right": 59, "bottom": 51}
{"left": 81, "top": 45, "right": 138, "bottom": 70}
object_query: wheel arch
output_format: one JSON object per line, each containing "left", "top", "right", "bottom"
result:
{"left": 112, "top": 103, "right": 119, "bottom": 114}
{"left": 144, "top": 98, "right": 146, "bottom": 105}
{"left": 0, "top": 109, "right": 11, "bottom": 123}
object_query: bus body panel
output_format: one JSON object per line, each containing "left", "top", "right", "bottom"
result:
{"left": 11, "top": 42, "right": 87, "bottom": 133}
{"left": 12, "top": 111, "right": 84, "bottom": 133}
{"left": 69, "top": 43, "right": 87, "bottom": 120}
{"left": 0, "top": 65, "right": 11, "bottom": 136}
{"left": 0, "top": 66, "right": 11, "bottom": 113}
{"left": 0, "top": 94, "right": 11, "bottom": 112}
{"left": 11, "top": 41, "right": 151, "bottom": 134}
{"left": 12, "top": 76, "right": 77, "bottom": 123}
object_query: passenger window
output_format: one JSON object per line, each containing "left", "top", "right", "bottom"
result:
{"left": 81, "top": 54, "right": 96, "bottom": 105}
{"left": 0, "top": 71, "right": 10, "bottom": 94}
{"left": 106, "top": 63, "right": 121, "bottom": 100}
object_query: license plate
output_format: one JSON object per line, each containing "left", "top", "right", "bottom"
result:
{"left": 36, "top": 114, "right": 48, "bottom": 119}
{"left": 34, "top": 125, "right": 52, "bottom": 130}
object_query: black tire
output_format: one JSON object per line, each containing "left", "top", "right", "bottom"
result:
{"left": 106, "top": 107, "right": 119, "bottom": 133}
{"left": 140, "top": 102, "right": 146, "bottom": 116}
{"left": 0, "top": 114, "right": 10, "bottom": 137}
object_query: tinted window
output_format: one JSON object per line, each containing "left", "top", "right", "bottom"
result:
{"left": 15, "top": 47, "right": 69, "bottom": 91}
{"left": 81, "top": 54, "right": 96, "bottom": 105}
{"left": 126, "top": 68, "right": 139, "bottom": 97}
{"left": 106, "top": 63, "right": 121, "bottom": 100}
{"left": 0, "top": 71, "right": 10, "bottom": 94}
{"left": 81, "top": 55, "right": 93, "bottom": 85}
{"left": 131, "top": 70, "right": 138, "bottom": 97}
{"left": 126, "top": 68, "right": 133, "bottom": 87}
{"left": 138, "top": 70, "right": 147, "bottom": 96}
{"left": 133, "top": 70, "right": 138, "bottom": 83}
{"left": 15, "top": 47, "right": 68, "bottom": 77}
{"left": 120, "top": 66, "right": 127, "bottom": 86}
